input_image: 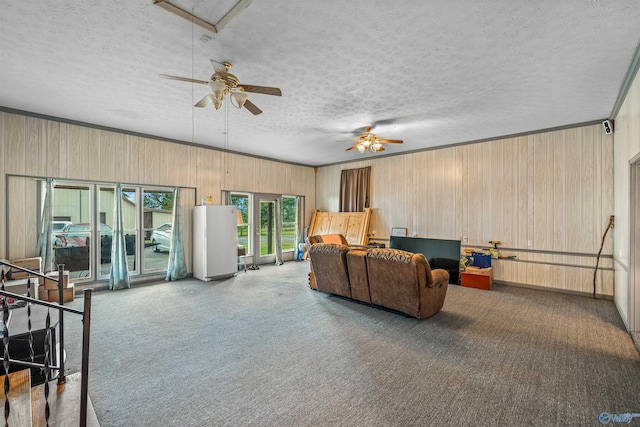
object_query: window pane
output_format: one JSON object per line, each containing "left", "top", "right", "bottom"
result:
{"left": 143, "top": 189, "right": 173, "bottom": 271}
{"left": 122, "top": 189, "right": 137, "bottom": 273}
{"left": 231, "top": 194, "right": 250, "bottom": 254}
{"left": 237, "top": 225, "right": 249, "bottom": 250}
{"left": 281, "top": 196, "right": 297, "bottom": 251}
{"left": 260, "top": 200, "right": 275, "bottom": 256}
{"left": 98, "top": 187, "right": 115, "bottom": 276}
{"left": 52, "top": 185, "right": 92, "bottom": 280}
{"left": 282, "top": 197, "right": 296, "bottom": 222}
{"left": 98, "top": 187, "right": 137, "bottom": 276}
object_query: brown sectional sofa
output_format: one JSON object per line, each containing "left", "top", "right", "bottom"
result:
{"left": 305, "top": 233, "right": 349, "bottom": 290}
{"left": 308, "top": 243, "right": 449, "bottom": 319}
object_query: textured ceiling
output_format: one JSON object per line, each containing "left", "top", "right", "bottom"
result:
{"left": 1, "top": 1, "right": 639, "bottom": 166}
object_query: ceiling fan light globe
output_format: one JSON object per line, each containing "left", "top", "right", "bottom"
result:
{"left": 371, "top": 142, "right": 383, "bottom": 152}
{"left": 357, "top": 144, "right": 367, "bottom": 153}
{"left": 209, "top": 79, "right": 227, "bottom": 99}
{"left": 230, "top": 91, "right": 249, "bottom": 109}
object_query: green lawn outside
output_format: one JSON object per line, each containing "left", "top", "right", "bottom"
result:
{"left": 238, "top": 226, "right": 296, "bottom": 254}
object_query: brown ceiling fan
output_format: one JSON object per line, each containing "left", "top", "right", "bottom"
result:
{"left": 343, "top": 126, "right": 403, "bottom": 153}
{"left": 159, "top": 59, "right": 281, "bottom": 115}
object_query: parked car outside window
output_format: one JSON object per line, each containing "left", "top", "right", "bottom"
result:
{"left": 151, "top": 223, "right": 172, "bottom": 252}
{"left": 55, "top": 223, "right": 112, "bottom": 247}
{"left": 52, "top": 221, "right": 73, "bottom": 247}
{"left": 52, "top": 221, "right": 72, "bottom": 232}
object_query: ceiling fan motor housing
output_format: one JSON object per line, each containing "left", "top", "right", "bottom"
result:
{"left": 211, "top": 73, "right": 240, "bottom": 89}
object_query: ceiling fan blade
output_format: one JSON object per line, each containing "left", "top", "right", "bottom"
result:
{"left": 345, "top": 144, "right": 360, "bottom": 151}
{"left": 158, "top": 74, "right": 208, "bottom": 85}
{"left": 210, "top": 59, "right": 226, "bottom": 69}
{"left": 378, "top": 139, "right": 403, "bottom": 144}
{"left": 239, "top": 85, "right": 282, "bottom": 96}
{"left": 243, "top": 99, "right": 263, "bottom": 115}
{"left": 194, "top": 94, "right": 214, "bottom": 108}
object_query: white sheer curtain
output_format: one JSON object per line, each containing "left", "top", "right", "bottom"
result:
{"left": 109, "top": 184, "right": 130, "bottom": 290}
{"left": 166, "top": 187, "right": 188, "bottom": 281}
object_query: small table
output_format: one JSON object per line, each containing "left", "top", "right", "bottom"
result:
{"left": 237, "top": 246, "right": 247, "bottom": 272}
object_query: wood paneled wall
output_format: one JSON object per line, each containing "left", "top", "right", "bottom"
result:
{"left": 0, "top": 110, "right": 617, "bottom": 295}
{"left": 316, "top": 125, "right": 615, "bottom": 296}
{"left": 0, "top": 111, "right": 316, "bottom": 271}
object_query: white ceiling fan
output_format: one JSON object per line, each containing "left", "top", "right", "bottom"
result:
{"left": 159, "top": 59, "right": 282, "bottom": 115}
{"left": 341, "top": 126, "right": 403, "bottom": 153}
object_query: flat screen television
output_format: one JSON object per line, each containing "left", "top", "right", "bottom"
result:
{"left": 389, "top": 236, "right": 462, "bottom": 284}
{"left": 389, "top": 236, "right": 461, "bottom": 260}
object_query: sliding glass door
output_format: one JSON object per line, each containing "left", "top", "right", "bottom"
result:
{"left": 48, "top": 180, "right": 178, "bottom": 282}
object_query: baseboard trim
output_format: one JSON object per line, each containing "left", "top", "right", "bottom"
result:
{"left": 631, "top": 332, "right": 640, "bottom": 355}
{"left": 494, "top": 280, "right": 613, "bottom": 300}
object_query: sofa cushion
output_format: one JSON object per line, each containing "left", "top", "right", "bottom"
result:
{"left": 308, "top": 243, "right": 352, "bottom": 298}
{"left": 346, "top": 249, "right": 370, "bottom": 303}
{"left": 367, "top": 248, "right": 434, "bottom": 285}
{"left": 366, "top": 248, "right": 424, "bottom": 316}
{"left": 365, "top": 248, "right": 449, "bottom": 319}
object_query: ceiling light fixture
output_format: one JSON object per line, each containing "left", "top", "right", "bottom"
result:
{"left": 201, "top": 63, "right": 252, "bottom": 111}
{"left": 344, "top": 127, "right": 403, "bottom": 154}
{"left": 356, "top": 134, "right": 383, "bottom": 153}
{"left": 190, "top": 72, "right": 249, "bottom": 111}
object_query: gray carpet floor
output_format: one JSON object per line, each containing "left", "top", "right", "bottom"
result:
{"left": 60, "top": 261, "right": 640, "bottom": 426}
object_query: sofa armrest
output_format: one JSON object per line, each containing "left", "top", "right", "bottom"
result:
{"left": 430, "top": 268, "right": 450, "bottom": 288}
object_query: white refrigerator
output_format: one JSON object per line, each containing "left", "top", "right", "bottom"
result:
{"left": 193, "top": 205, "right": 239, "bottom": 281}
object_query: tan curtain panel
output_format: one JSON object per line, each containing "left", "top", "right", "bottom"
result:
{"left": 339, "top": 166, "right": 371, "bottom": 212}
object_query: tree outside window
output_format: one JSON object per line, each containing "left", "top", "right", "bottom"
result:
{"left": 281, "top": 196, "right": 297, "bottom": 251}
{"left": 232, "top": 193, "right": 250, "bottom": 252}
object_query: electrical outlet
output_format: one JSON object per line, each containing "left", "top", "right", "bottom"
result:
{"left": 527, "top": 239, "right": 533, "bottom": 247}
{"left": 462, "top": 236, "right": 468, "bottom": 243}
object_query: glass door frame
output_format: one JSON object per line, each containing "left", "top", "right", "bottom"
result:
{"left": 253, "top": 193, "right": 281, "bottom": 265}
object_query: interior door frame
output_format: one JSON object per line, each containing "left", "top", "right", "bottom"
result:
{"left": 253, "top": 193, "right": 281, "bottom": 265}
